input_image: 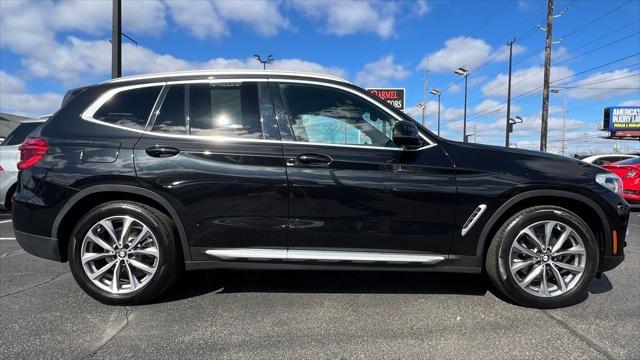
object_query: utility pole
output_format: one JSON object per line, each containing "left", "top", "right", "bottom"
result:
{"left": 561, "top": 97, "right": 567, "bottom": 156}
{"left": 540, "top": 0, "right": 555, "bottom": 152}
{"left": 422, "top": 67, "right": 429, "bottom": 127}
{"left": 473, "top": 124, "right": 477, "bottom": 143}
{"left": 505, "top": 38, "right": 515, "bottom": 147}
{"left": 111, "top": 0, "right": 122, "bottom": 78}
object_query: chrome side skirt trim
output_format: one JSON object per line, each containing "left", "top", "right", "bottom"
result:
{"left": 205, "top": 248, "right": 445, "bottom": 265}
{"left": 205, "top": 249, "right": 287, "bottom": 260}
{"left": 461, "top": 204, "right": 487, "bottom": 236}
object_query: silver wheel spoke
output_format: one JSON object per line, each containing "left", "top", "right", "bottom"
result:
{"left": 511, "top": 258, "right": 536, "bottom": 272}
{"left": 520, "top": 264, "right": 543, "bottom": 287}
{"left": 552, "top": 261, "right": 584, "bottom": 273}
{"left": 130, "top": 247, "right": 159, "bottom": 258}
{"left": 99, "top": 220, "right": 119, "bottom": 245}
{"left": 553, "top": 245, "right": 585, "bottom": 257}
{"left": 90, "top": 260, "right": 117, "bottom": 280}
{"left": 549, "top": 263, "right": 567, "bottom": 292}
{"left": 551, "top": 227, "right": 573, "bottom": 253}
{"left": 512, "top": 241, "right": 538, "bottom": 258}
{"left": 539, "top": 265, "right": 549, "bottom": 296}
{"left": 111, "top": 260, "right": 121, "bottom": 293}
{"left": 82, "top": 252, "right": 112, "bottom": 264}
{"left": 521, "top": 228, "right": 544, "bottom": 251}
{"left": 543, "top": 222, "right": 555, "bottom": 249}
{"left": 119, "top": 217, "right": 134, "bottom": 248}
{"left": 128, "top": 259, "right": 154, "bottom": 274}
{"left": 128, "top": 226, "right": 150, "bottom": 250}
{"left": 86, "top": 231, "right": 114, "bottom": 252}
{"left": 124, "top": 261, "right": 139, "bottom": 290}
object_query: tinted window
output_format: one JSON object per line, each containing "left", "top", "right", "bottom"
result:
{"left": 1, "top": 122, "right": 41, "bottom": 146}
{"left": 188, "top": 83, "right": 262, "bottom": 138}
{"left": 615, "top": 156, "right": 639, "bottom": 165}
{"left": 279, "top": 83, "right": 399, "bottom": 147}
{"left": 93, "top": 86, "right": 161, "bottom": 130}
{"left": 153, "top": 85, "right": 186, "bottom": 134}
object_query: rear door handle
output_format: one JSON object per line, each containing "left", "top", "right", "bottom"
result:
{"left": 145, "top": 146, "right": 180, "bottom": 158}
{"left": 297, "top": 153, "right": 333, "bottom": 166}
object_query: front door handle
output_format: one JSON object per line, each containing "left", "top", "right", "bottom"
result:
{"left": 297, "top": 153, "right": 333, "bottom": 166}
{"left": 145, "top": 146, "right": 180, "bottom": 158}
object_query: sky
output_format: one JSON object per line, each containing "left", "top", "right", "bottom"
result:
{"left": 0, "top": 0, "right": 639, "bottom": 155}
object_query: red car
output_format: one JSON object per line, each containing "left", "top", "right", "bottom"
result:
{"left": 603, "top": 156, "right": 640, "bottom": 205}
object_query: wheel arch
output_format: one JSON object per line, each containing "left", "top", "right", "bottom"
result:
{"left": 477, "top": 190, "right": 611, "bottom": 266}
{"left": 53, "top": 185, "right": 191, "bottom": 262}
{"left": 4, "top": 181, "right": 17, "bottom": 210}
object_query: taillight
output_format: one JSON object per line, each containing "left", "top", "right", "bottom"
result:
{"left": 18, "top": 137, "right": 48, "bottom": 170}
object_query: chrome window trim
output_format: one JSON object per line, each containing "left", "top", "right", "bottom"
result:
{"left": 205, "top": 248, "right": 445, "bottom": 264}
{"left": 81, "top": 78, "right": 438, "bottom": 152}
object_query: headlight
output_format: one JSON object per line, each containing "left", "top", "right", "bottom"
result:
{"left": 595, "top": 173, "right": 623, "bottom": 196}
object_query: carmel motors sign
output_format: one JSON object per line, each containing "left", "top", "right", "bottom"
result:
{"left": 366, "top": 88, "right": 405, "bottom": 110}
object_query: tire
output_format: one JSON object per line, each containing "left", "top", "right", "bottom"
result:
{"left": 68, "top": 201, "right": 180, "bottom": 305}
{"left": 485, "top": 205, "right": 598, "bottom": 308}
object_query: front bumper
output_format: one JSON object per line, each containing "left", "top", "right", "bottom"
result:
{"left": 14, "top": 229, "right": 62, "bottom": 262}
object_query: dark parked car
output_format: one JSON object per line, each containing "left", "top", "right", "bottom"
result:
{"left": 13, "top": 70, "right": 629, "bottom": 307}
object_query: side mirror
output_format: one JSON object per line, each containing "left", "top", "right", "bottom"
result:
{"left": 392, "top": 121, "right": 421, "bottom": 149}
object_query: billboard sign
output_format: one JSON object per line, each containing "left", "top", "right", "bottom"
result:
{"left": 366, "top": 88, "right": 405, "bottom": 110}
{"left": 603, "top": 106, "right": 640, "bottom": 130}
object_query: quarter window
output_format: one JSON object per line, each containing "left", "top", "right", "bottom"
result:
{"left": 153, "top": 85, "right": 186, "bottom": 134}
{"left": 93, "top": 86, "right": 161, "bottom": 130}
{"left": 279, "top": 83, "right": 399, "bottom": 147}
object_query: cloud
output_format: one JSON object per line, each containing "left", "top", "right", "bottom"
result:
{"left": 291, "top": 0, "right": 424, "bottom": 38}
{"left": 0, "top": 71, "right": 63, "bottom": 116}
{"left": 620, "top": 99, "right": 640, "bottom": 106}
{"left": 166, "top": 0, "right": 288, "bottom": 38}
{"left": 15, "top": 36, "right": 346, "bottom": 86}
{"left": 566, "top": 69, "right": 640, "bottom": 101}
{"left": 481, "top": 65, "right": 574, "bottom": 98}
{"left": 355, "top": 55, "right": 410, "bottom": 87}
{"left": 419, "top": 37, "right": 526, "bottom": 73}
{"left": 472, "top": 99, "right": 522, "bottom": 119}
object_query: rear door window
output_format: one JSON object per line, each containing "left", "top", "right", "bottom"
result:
{"left": 93, "top": 86, "right": 162, "bottom": 130}
{"left": 188, "top": 83, "right": 262, "bottom": 139}
{"left": 153, "top": 85, "right": 186, "bottom": 134}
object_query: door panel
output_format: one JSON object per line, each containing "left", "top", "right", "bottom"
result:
{"left": 273, "top": 81, "right": 457, "bottom": 256}
{"left": 134, "top": 82, "right": 288, "bottom": 260}
{"left": 284, "top": 143, "right": 457, "bottom": 254}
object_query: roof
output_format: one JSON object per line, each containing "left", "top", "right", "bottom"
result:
{"left": 103, "top": 69, "right": 350, "bottom": 85}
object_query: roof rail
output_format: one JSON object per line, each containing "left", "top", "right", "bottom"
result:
{"left": 103, "top": 69, "right": 350, "bottom": 84}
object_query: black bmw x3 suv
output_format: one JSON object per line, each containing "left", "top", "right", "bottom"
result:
{"left": 14, "top": 70, "right": 629, "bottom": 307}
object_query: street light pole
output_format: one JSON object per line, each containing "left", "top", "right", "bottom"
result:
{"left": 422, "top": 67, "right": 429, "bottom": 127}
{"left": 254, "top": 54, "right": 274, "bottom": 70}
{"left": 430, "top": 88, "right": 442, "bottom": 136}
{"left": 454, "top": 67, "right": 470, "bottom": 142}
{"left": 505, "top": 38, "right": 515, "bottom": 147}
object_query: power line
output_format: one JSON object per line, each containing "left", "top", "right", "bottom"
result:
{"left": 558, "top": 0, "right": 634, "bottom": 40}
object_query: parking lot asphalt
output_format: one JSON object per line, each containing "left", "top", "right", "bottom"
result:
{"left": 1, "top": 211, "right": 638, "bottom": 360}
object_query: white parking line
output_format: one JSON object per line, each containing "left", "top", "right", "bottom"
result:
{"left": 0, "top": 237, "right": 16, "bottom": 241}
{"left": 0, "top": 219, "right": 13, "bottom": 224}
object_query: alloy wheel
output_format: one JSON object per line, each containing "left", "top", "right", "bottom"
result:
{"left": 509, "top": 220, "right": 586, "bottom": 297}
{"left": 81, "top": 216, "right": 159, "bottom": 294}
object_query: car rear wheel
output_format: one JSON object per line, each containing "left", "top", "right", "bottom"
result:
{"left": 68, "top": 201, "right": 179, "bottom": 304}
{"left": 486, "top": 205, "right": 598, "bottom": 308}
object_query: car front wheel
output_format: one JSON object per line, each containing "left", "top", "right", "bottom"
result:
{"left": 486, "top": 205, "right": 598, "bottom": 308}
{"left": 68, "top": 201, "right": 179, "bottom": 305}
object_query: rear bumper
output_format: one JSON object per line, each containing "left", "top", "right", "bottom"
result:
{"left": 14, "top": 229, "right": 62, "bottom": 262}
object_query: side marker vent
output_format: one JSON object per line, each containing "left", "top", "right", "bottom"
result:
{"left": 461, "top": 204, "right": 487, "bottom": 236}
